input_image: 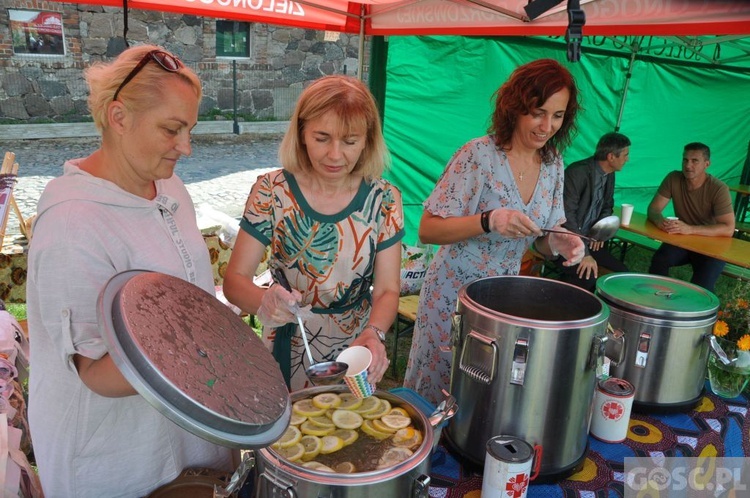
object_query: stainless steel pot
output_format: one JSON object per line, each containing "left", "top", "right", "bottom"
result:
{"left": 253, "top": 385, "right": 455, "bottom": 497}
{"left": 597, "top": 273, "right": 719, "bottom": 412}
{"left": 445, "top": 276, "right": 610, "bottom": 482}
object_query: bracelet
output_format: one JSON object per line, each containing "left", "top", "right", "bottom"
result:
{"left": 365, "top": 324, "right": 386, "bottom": 342}
{"left": 480, "top": 210, "right": 493, "bottom": 233}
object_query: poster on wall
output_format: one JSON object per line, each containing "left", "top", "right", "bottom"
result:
{"left": 9, "top": 10, "right": 65, "bottom": 56}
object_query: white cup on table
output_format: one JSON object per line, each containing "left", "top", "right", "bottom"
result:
{"left": 621, "top": 204, "right": 634, "bottom": 226}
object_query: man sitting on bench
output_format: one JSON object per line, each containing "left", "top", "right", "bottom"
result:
{"left": 555, "top": 132, "right": 631, "bottom": 291}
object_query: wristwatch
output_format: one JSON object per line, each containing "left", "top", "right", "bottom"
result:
{"left": 366, "top": 324, "right": 386, "bottom": 342}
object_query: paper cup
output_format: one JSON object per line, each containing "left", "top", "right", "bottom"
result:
{"left": 621, "top": 204, "right": 634, "bottom": 226}
{"left": 336, "top": 346, "right": 374, "bottom": 398}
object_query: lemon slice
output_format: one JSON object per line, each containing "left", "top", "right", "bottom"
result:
{"left": 334, "top": 462, "right": 357, "bottom": 473}
{"left": 372, "top": 418, "right": 398, "bottom": 434}
{"left": 272, "top": 425, "right": 302, "bottom": 449}
{"left": 312, "top": 393, "right": 342, "bottom": 410}
{"left": 301, "top": 461, "right": 335, "bottom": 472}
{"left": 307, "top": 415, "right": 336, "bottom": 429}
{"left": 338, "top": 393, "right": 363, "bottom": 410}
{"left": 352, "top": 396, "right": 382, "bottom": 415}
{"left": 275, "top": 442, "right": 305, "bottom": 462}
{"left": 330, "top": 428, "right": 359, "bottom": 446}
{"left": 320, "top": 435, "right": 344, "bottom": 454}
{"left": 379, "top": 413, "right": 412, "bottom": 430}
{"left": 300, "top": 420, "right": 335, "bottom": 437}
{"left": 360, "top": 419, "right": 393, "bottom": 440}
{"left": 362, "top": 399, "right": 392, "bottom": 419}
{"left": 392, "top": 427, "right": 423, "bottom": 450}
{"left": 331, "top": 409, "right": 364, "bottom": 430}
{"left": 389, "top": 407, "right": 410, "bottom": 417}
{"left": 290, "top": 413, "right": 307, "bottom": 426}
{"left": 377, "top": 446, "right": 413, "bottom": 468}
{"left": 293, "top": 399, "right": 327, "bottom": 418}
{"left": 300, "top": 435, "right": 323, "bottom": 461}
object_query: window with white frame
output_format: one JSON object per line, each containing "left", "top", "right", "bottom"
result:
{"left": 9, "top": 9, "right": 65, "bottom": 56}
{"left": 216, "top": 21, "right": 251, "bottom": 59}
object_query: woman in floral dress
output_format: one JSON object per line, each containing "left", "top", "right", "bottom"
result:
{"left": 224, "top": 75, "right": 404, "bottom": 391}
{"left": 403, "top": 59, "right": 586, "bottom": 404}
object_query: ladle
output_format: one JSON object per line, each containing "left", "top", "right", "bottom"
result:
{"left": 543, "top": 215, "right": 621, "bottom": 243}
{"left": 273, "top": 269, "right": 349, "bottom": 385}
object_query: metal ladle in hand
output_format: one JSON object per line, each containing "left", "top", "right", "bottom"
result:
{"left": 543, "top": 215, "right": 621, "bottom": 243}
{"left": 273, "top": 269, "right": 348, "bottom": 386}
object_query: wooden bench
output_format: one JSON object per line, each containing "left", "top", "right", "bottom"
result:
{"left": 390, "top": 294, "right": 419, "bottom": 378}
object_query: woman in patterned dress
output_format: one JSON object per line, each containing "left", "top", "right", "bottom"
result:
{"left": 403, "top": 59, "right": 586, "bottom": 404}
{"left": 223, "top": 75, "right": 404, "bottom": 391}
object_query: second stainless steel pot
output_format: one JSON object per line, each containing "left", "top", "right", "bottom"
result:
{"left": 597, "top": 273, "right": 719, "bottom": 412}
{"left": 446, "top": 276, "right": 610, "bottom": 482}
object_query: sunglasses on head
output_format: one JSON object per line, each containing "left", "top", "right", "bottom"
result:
{"left": 113, "top": 50, "right": 183, "bottom": 102}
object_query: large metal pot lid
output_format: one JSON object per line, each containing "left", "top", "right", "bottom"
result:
{"left": 97, "top": 270, "right": 290, "bottom": 448}
{"left": 596, "top": 273, "right": 719, "bottom": 318}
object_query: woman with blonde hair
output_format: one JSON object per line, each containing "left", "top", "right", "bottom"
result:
{"left": 27, "top": 44, "right": 233, "bottom": 497}
{"left": 224, "top": 75, "right": 404, "bottom": 391}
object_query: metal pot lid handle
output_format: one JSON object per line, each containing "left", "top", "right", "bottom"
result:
{"left": 97, "top": 270, "right": 290, "bottom": 448}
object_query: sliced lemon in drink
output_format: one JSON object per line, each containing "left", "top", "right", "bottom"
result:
{"left": 293, "top": 399, "right": 327, "bottom": 418}
{"left": 392, "top": 427, "right": 423, "bottom": 450}
{"left": 362, "top": 399, "right": 392, "bottom": 420}
{"left": 334, "top": 462, "right": 357, "bottom": 473}
{"left": 320, "top": 435, "right": 344, "bottom": 454}
{"left": 301, "top": 461, "right": 335, "bottom": 472}
{"left": 338, "top": 393, "right": 363, "bottom": 410}
{"left": 307, "top": 415, "right": 336, "bottom": 429}
{"left": 331, "top": 409, "right": 364, "bottom": 430}
{"left": 290, "top": 413, "right": 307, "bottom": 426}
{"left": 379, "top": 413, "right": 412, "bottom": 430}
{"left": 312, "top": 393, "right": 342, "bottom": 410}
{"left": 300, "top": 420, "right": 335, "bottom": 437}
{"left": 330, "top": 428, "right": 359, "bottom": 446}
{"left": 389, "top": 407, "right": 410, "bottom": 417}
{"left": 299, "top": 435, "right": 323, "bottom": 461}
{"left": 276, "top": 442, "right": 305, "bottom": 462}
{"left": 371, "top": 418, "right": 398, "bottom": 434}
{"left": 352, "top": 396, "right": 381, "bottom": 415}
{"left": 377, "top": 446, "right": 413, "bottom": 468}
{"left": 272, "top": 425, "right": 302, "bottom": 449}
{"left": 360, "top": 419, "right": 393, "bottom": 440}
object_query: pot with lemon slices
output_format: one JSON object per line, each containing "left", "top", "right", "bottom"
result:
{"left": 252, "top": 385, "right": 455, "bottom": 497}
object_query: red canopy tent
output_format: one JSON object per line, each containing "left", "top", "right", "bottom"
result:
{"left": 51, "top": 0, "right": 750, "bottom": 37}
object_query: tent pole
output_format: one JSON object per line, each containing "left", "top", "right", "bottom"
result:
{"left": 357, "top": 4, "right": 365, "bottom": 81}
{"left": 615, "top": 48, "right": 638, "bottom": 132}
{"left": 368, "top": 36, "right": 388, "bottom": 124}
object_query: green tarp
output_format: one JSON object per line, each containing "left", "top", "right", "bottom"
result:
{"left": 382, "top": 36, "right": 750, "bottom": 244}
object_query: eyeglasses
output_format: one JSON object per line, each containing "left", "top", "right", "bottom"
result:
{"left": 113, "top": 50, "right": 183, "bottom": 102}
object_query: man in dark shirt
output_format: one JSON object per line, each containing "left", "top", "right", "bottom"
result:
{"left": 647, "top": 142, "right": 735, "bottom": 292}
{"left": 557, "top": 132, "right": 631, "bottom": 291}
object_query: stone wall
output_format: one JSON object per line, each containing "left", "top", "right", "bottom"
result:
{"left": 0, "top": 0, "right": 364, "bottom": 123}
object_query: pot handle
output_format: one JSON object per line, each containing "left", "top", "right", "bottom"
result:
{"left": 412, "top": 474, "right": 431, "bottom": 497}
{"left": 707, "top": 334, "right": 735, "bottom": 366}
{"left": 258, "top": 470, "right": 296, "bottom": 498}
{"left": 214, "top": 452, "right": 255, "bottom": 497}
{"left": 458, "top": 330, "right": 498, "bottom": 385}
{"left": 429, "top": 389, "right": 458, "bottom": 428}
{"left": 604, "top": 324, "right": 627, "bottom": 366}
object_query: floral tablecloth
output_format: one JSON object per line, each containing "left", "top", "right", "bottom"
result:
{"left": 429, "top": 384, "right": 749, "bottom": 498}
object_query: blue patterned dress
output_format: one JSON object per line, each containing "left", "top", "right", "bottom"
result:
{"left": 240, "top": 169, "right": 404, "bottom": 391}
{"left": 403, "top": 135, "right": 565, "bottom": 404}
